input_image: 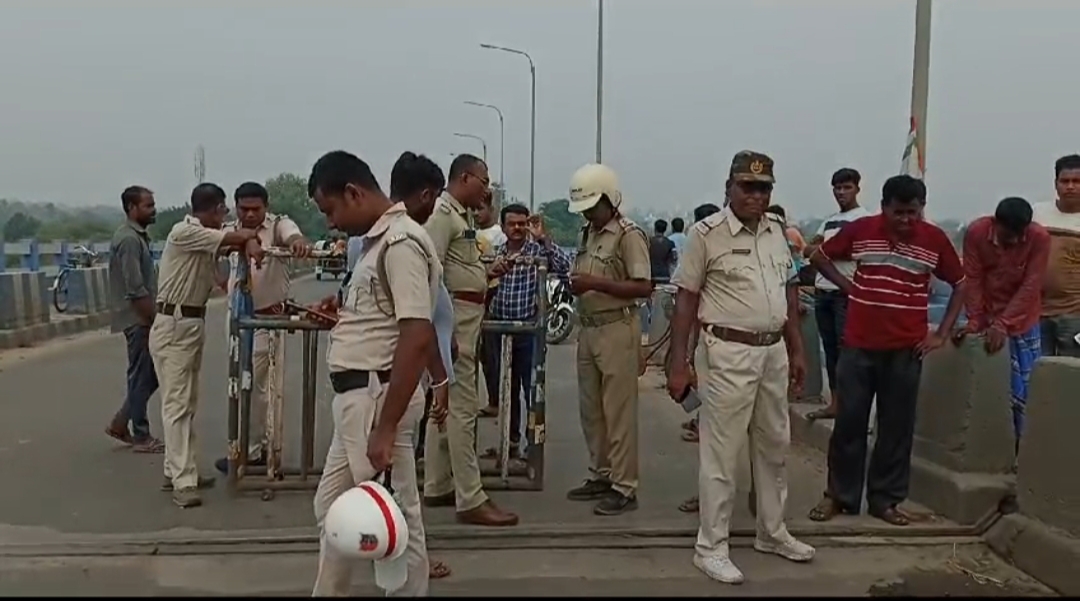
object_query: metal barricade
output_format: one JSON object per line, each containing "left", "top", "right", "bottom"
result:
{"left": 227, "top": 248, "right": 333, "bottom": 501}
{"left": 475, "top": 257, "right": 549, "bottom": 491}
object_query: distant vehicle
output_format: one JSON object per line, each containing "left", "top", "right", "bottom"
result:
{"left": 314, "top": 239, "right": 347, "bottom": 281}
{"left": 51, "top": 244, "right": 101, "bottom": 313}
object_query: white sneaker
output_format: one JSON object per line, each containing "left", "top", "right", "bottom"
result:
{"left": 693, "top": 554, "right": 745, "bottom": 584}
{"left": 754, "top": 536, "right": 815, "bottom": 562}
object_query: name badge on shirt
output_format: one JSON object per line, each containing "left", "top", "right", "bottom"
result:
{"left": 732, "top": 248, "right": 752, "bottom": 255}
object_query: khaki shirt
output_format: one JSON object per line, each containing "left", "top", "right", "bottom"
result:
{"left": 672, "top": 209, "right": 794, "bottom": 333}
{"left": 327, "top": 203, "right": 442, "bottom": 372}
{"left": 224, "top": 213, "right": 303, "bottom": 310}
{"left": 155, "top": 215, "right": 227, "bottom": 308}
{"left": 571, "top": 216, "right": 650, "bottom": 314}
{"left": 424, "top": 192, "right": 486, "bottom": 294}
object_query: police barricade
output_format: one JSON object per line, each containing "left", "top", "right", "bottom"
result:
{"left": 226, "top": 247, "right": 332, "bottom": 501}
{"left": 478, "top": 257, "right": 548, "bottom": 491}
{"left": 225, "top": 248, "right": 549, "bottom": 499}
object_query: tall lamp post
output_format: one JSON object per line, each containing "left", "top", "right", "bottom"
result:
{"left": 596, "top": 0, "right": 604, "bottom": 163}
{"left": 464, "top": 101, "right": 505, "bottom": 187}
{"left": 453, "top": 132, "right": 488, "bottom": 164}
{"left": 481, "top": 43, "right": 536, "bottom": 211}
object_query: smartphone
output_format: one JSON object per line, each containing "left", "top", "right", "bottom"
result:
{"left": 679, "top": 386, "right": 702, "bottom": 414}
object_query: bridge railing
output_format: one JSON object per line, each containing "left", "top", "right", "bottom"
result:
{"left": 0, "top": 238, "right": 167, "bottom": 275}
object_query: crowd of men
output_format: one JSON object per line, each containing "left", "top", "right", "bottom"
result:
{"left": 100, "top": 146, "right": 1080, "bottom": 594}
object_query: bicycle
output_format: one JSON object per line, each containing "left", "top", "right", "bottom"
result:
{"left": 51, "top": 245, "right": 100, "bottom": 313}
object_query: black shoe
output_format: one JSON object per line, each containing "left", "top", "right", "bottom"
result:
{"left": 594, "top": 491, "right": 638, "bottom": 516}
{"left": 214, "top": 452, "right": 266, "bottom": 475}
{"left": 566, "top": 479, "right": 612, "bottom": 501}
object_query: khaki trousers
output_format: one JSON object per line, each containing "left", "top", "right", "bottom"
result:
{"left": 423, "top": 299, "right": 487, "bottom": 511}
{"left": 696, "top": 333, "right": 792, "bottom": 559}
{"left": 576, "top": 314, "right": 640, "bottom": 497}
{"left": 149, "top": 314, "right": 207, "bottom": 491}
{"left": 312, "top": 383, "right": 429, "bottom": 597}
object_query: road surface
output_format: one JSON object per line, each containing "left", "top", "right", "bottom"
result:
{"left": 0, "top": 276, "right": 1046, "bottom": 595}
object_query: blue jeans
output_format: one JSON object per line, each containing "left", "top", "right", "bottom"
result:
{"left": 115, "top": 324, "right": 159, "bottom": 441}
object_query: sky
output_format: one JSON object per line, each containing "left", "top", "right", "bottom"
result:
{"left": 0, "top": 0, "right": 1077, "bottom": 221}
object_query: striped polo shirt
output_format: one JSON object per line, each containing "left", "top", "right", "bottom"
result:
{"left": 820, "top": 214, "right": 965, "bottom": 349}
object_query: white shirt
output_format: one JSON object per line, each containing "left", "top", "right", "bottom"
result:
{"left": 477, "top": 224, "right": 507, "bottom": 256}
{"left": 814, "top": 206, "right": 871, "bottom": 290}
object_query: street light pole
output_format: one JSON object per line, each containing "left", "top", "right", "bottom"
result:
{"left": 481, "top": 43, "right": 536, "bottom": 212}
{"left": 596, "top": 0, "right": 604, "bottom": 163}
{"left": 453, "top": 132, "right": 488, "bottom": 164}
{"left": 910, "top": 0, "right": 932, "bottom": 171}
{"left": 464, "top": 101, "right": 505, "bottom": 187}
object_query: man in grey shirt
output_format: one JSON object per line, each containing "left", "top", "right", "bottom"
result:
{"left": 104, "top": 186, "right": 163, "bottom": 454}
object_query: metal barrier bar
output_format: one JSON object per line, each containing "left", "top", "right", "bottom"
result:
{"left": 227, "top": 247, "right": 550, "bottom": 498}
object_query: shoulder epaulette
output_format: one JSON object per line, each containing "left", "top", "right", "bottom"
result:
{"left": 618, "top": 216, "right": 641, "bottom": 233}
{"left": 692, "top": 211, "right": 725, "bottom": 235}
{"left": 435, "top": 200, "right": 452, "bottom": 215}
{"left": 766, "top": 212, "right": 785, "bottom": 225}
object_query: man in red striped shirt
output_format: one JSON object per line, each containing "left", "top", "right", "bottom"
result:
{"left": 805, "top": 175, "right": 966, "bottom": 526}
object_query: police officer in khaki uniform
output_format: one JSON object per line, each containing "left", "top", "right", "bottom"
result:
{"left": 422, "top": 153, "right": 518, "bottom": 527}
{"left": 565, "top": 163, "right": 653, "bottom": 516}
{"left": 307, "top": 151, "right": 437, "bottom": 596}
{"left": 150, "top": 183, "right": 264, "bottom": 508}
{"left": 668, "top": 152, "right": 813, "bottom": 584}
{"left": 215, "top": 181, "right": 311, "bottom": 475}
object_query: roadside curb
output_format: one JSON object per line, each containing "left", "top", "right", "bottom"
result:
{"left": 0, "top": 270, "right": 315, "bottom": 352}
{"left": 985, "top": 513, "right": 1080, "bottom": 596}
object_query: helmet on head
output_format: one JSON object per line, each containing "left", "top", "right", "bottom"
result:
{"left": 569, "top": 163, "right": 622, "bottom": 214}
{"left": 324, "top": 474, "right": 409, "bottom": 591}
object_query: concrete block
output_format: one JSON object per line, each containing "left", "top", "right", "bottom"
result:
{"left": 986, "top": 513, "right": 1080, "bottom": 596}
{"left": 1017, "top": 357, "right": 1080, "bottom": 538}
{"left": 0, "top": 271, "right": 50, "bottom": 330}
{"left": 913, "top": 337, "right": 1015, "bottom": 474}
{"left": 65, "top": 266, "right": 110, "bottom": 315}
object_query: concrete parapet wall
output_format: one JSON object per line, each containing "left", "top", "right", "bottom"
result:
{"left": 1017, "top": 357, "right": 1080, "bottom": 537}
{"left": 0, "top": 271, "right": 50, "bottom": 330}
{"left": 64, "top": 267, "right": 110, "bottom": 316}
{"left": 913, "top": 337, "right": 1015, "bottom": 475}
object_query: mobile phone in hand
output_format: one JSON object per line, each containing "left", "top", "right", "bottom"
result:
{"left": 679, "top": 386, "right": 702, "bottom": 413}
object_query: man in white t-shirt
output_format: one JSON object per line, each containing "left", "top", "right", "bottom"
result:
{"left": 803, "top": 168, "right": 871, "bottom": 421}
{"left": 1033, "top": 154, "right": 1080, "bottom": 358}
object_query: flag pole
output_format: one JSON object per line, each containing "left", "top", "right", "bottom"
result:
{"left": 909, "top": 0, "right": 932, "bottom": 176}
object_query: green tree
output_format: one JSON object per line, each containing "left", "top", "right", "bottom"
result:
{"left": 2, "top": 212, "right": 42, "bottom": 241}
{"left": 148, "top": 206, "right": 188, "bottom": 240}
{"left": 265, "top": 173, "right": 329, "bottom": 240}
{"left": 538, "top": 198, "right": 582, "bottom": 247}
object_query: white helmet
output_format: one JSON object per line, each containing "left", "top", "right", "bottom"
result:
{"left": 569, "top": 163, "right": 622, "bottom": 214}
{"left": 324, "top": 474, "right": 409, "bottom": 591}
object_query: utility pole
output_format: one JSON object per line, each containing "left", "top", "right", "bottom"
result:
{"left": 595, "top": 0, "right": 604, "bottom": 163}
{"left": 481, "top": 43, "right": 536, "bottom": 211}
{"left": 910, "top": 0, "right": 932, "bottom": 173}
{"left": 464, "top": 101, "right": 505, "bottom": 187}
{"left": 453, "top": 132, "right": 488, "bottom": 164}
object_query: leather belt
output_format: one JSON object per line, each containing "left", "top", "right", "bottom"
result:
{"left": 329, "top": 370, "right": 391, "bottom": 394}
{"left": 579, "top": 306, "right": 635, "bottom": 329}
{"left": 254, "top": 302, "right": 287, "bottom": 316}
{"left": 705, "top": 325, "right": 783, "bottom": 347}
{"left": 156, "top": 302, "right": 206, "bottom": 319}
{"left": 451, "top": 290, "right": 487, "bottom": 305}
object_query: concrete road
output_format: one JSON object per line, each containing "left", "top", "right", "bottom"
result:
{"left": 0, "top": 543, "right": 1054, "bottom": 596}
{"left": 0, "top": 276, "right": 956, "bottom": 543}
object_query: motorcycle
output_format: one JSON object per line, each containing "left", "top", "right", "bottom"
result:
{"left": 545, "top": 275, "right": 576, "bottom": 345}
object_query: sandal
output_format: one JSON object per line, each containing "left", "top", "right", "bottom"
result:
{"left": 870, "top": 505, "right": 910, "bottom": 526}
{"left": 681, "top": 419, "right": 696, "bottom": 432}
{"left": 105, "top": 426, "right": 133, "bottom": 446}
{"left": 681, "top": 429, "right": 699, "bottom": 443}
{"left": 678, "top": 496, "right": 699, "bottom": 513}
{"left": 132, "top": 437, "right": 165, "bottom": 454}
{"left": 807, "top": 496, "right": 845, "bottom": 522}
{"left": 806, "top": 407, "right": 837, "bottom": 422}
{"left": 429, "top": 560, "right": 451, "bottom": 579}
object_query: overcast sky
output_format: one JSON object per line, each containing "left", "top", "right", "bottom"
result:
{"left": 0, "top": 0, "right": 1077, "bottom": 221}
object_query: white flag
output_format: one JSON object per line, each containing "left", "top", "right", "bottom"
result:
{"left": 900, "top": 116, "right": 925, "bottom": 180}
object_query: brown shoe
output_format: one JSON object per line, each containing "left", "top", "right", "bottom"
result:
{"left": 456, "top": 501, "right": 519, "bottom": 527}
{"left": 423, "top": 492, "right": 456, "bottom": 508}
{"left": 161, "top": 476, "right": 216, "bottom": 492}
